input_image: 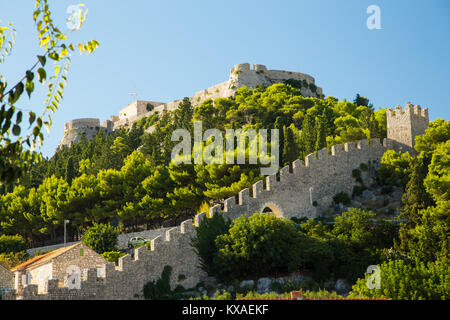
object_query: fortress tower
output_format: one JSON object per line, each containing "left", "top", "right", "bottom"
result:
{"left": 386, "top": 102, "right": 429, "bottom": 154}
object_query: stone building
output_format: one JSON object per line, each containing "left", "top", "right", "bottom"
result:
{"left": 58, "top": 63, "right": 322, "bottom": 149}
{"left": 10, "top": 242, "right": 106, "bottom": 295}
{"left": 0, "top": 264, "right": 14, "bottom": 295}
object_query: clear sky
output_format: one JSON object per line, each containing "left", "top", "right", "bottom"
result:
{"left": 1, "top": 0, "right": 449, "bottom": 157}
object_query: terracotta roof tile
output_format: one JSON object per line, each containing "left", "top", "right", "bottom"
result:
{"left": 10, "top": 242, "right": 81, "bottom": 272}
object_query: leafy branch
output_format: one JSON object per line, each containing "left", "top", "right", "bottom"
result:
{"left": 0, "top": 0, "right": 99, "bottom": 184}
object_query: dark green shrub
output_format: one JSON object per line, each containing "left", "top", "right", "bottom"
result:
{"left": 333, "top": 192, "right": 351, "bottom": 205}
{"left": 0, "top": 235, "right": 27, "bottom": 254}
{"left": 352, "top": 168, "right": 361, "bottom": 179}
{"left": 214, "top": 213, "right": 307, "bottom": 281}
{"left": 352, "top": 185, "right": 367, "bottom": 197}
{"left": 191, "top": 213, "right": 231, "bottom": 277}
{"left": 283, "top": 79, "right": 303, "bottom": 89}
{"left": 143, "top": 265, "right": 188, "bottom": 300}
{"left": 381, "top": 185, "right": 393, "bottom": 194}
{"left": 360, "top": 163, "right": 369, "bottom": 171}
{"left": 82, "top": 222, "right": 119, "bottom": 254}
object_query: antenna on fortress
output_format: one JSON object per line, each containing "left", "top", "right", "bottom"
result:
{"left": 129, "top": 91, "right": 138, "bottom": 102}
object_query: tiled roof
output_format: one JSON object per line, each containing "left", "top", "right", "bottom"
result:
{"left": 10, "top": 242, "right": 81, "bottom": 272}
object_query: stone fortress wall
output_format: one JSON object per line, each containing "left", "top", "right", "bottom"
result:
{"left": 42, "top": 64, "right": 431, "bottom": 301}
{"left": 9, "top": 101, "right": 431, "bottom": 300}
{"left": 58, "top": 118, "right": 106, "bottom": 150}
{"left": 8, "top": 137, "right": 395, "bottom": 300}
{"left": 58, "top": 63, "right": 322, "bottom": 149}
{"left": 7, "top": 220, "right": 205, "bottom": 300}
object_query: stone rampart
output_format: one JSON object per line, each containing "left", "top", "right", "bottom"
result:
{"left": 14, "top": 138, "right": 394, "bottom": 300}
{"left": 13, "top": 220, "right": 205, "bottom": 300}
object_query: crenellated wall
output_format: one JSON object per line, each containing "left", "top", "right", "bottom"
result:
{"left": 217, "top": 138, "right": 388, "bottom": 221}
{"left": 8, "top": 220, "right": 205, "bottom": 300}
{"left": 10, "top": 138, "right": 396, "bottom": 300}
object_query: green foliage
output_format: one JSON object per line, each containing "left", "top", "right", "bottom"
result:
{"left": 101, "top": 250, "right": 125, "bottom": 264}
{"left": 350, "top": 259, "right": 448, "bottom": 300}
{"left": 0, "top": 234, "right": 27, "bottom": 254}
{"left": 81, "top": 223, "right": 118, "bottom": 254}
{"left": 352, "top": 168, "right": 361, "bottom": 179}
{"left": 302, "top": 289, "right": 343, "bottom": 299}
{"left": 190, "top": 290, "right": 234, "bottom": 300}
{"left": 0, "top": 0, "right": 98, "bottom": 185}
{"left": 424, "top": 140, "right": 450, "bottom": 208}
{"left": 378, "top": 150, "right": 412, "bottom": 187}
{"left": 333, "top": 192, "right": 351, "bottom": 205}
{"left": 0, "top": 250, "right": 27, "bottom": 269}
{"left": 352, "top": 185, "right": 367, "bottom": 197}
{"left": 143, "top": 265, "right": 188, "bottom": 300}
{"left": 214, "top": 213, "right": 307, "bottom": 281}
{"left": 191, "top": 213, "right": 231, "bottom": 277}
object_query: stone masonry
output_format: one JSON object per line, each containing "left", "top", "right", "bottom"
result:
{"left": 58, "top": 63, "right": 322, "bottom": 149}
{"left": 386, "top": 102, "right": 429, "bottom": 154}
{"left": 23, "top": 99, "right": 427, "bottom": 299}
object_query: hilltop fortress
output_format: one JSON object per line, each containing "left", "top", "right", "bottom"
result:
{"left": 58, "top": 63, "right": 323, "bottom": 149}
{"left": 6, "top": 100, "right": 430, "bottom": 300}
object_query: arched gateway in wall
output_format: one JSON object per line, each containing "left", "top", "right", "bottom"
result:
{"left": 202, "top": 138, "right": 390, "bottom": 221}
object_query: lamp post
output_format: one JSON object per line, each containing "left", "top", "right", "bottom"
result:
{"left": 64, "top": 219, "right": 70, "bottom": 247}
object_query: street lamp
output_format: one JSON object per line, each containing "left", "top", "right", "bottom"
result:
{"left": 64, "top": 219, "right": 70, "bottom": 247}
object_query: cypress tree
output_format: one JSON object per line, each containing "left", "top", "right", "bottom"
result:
{"left": 301, "top": 113, "right": 316, "bottom": 157}
{"left": 283, "top": 126, "right": 299, "bottom": 166}
{"left": 315, "top": 115, "right": 327, "bottom": 151}
{"left": 65, "top": 156, "right": 75, "bottom": 185}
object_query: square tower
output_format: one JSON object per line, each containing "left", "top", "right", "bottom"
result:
{"left": 386, "top": 102, "right": 429, "bottom": 154}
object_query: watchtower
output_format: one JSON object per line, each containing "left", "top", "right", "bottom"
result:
{"left": 386, "top": 102, "right": 429, "bottom": 154}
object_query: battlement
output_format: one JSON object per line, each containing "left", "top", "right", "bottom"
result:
{"left": 12, "top": 217, "right": 205, "bottom": 300}
{"left": 15, "top": 131, "right": 430, "bottom": 300}
{"left": 387, "top": 102, "right": 429, "bottom": 120}
{"left": 205, "top": 138, "right": 390, "bottom": 221}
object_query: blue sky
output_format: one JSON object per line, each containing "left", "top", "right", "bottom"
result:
{"left": 1, "top": 0, "right": 449, "bottom": 157}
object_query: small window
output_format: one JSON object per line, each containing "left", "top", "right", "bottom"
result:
{"left": 39, "top": 269, "right": 44, "bottom": 281}
{"left": 80, "top": 248, "right": 84, "bottom": 256}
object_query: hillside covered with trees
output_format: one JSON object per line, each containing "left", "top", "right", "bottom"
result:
{"left": 0, "top": 83, "right": 448, "bottom": 300}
